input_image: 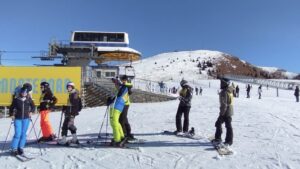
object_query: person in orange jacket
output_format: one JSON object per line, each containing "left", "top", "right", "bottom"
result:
{"left": 38, "top": 82, "right": 57, "bottom": 142}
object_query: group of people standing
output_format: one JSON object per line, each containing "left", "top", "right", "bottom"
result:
{"left": 7, "top": 76, "right": 299, "bottom": 155}
{"left": 8, "top": 81, "right": 82, "bottom": 155}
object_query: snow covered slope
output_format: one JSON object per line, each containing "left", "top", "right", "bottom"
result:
{"left": 1, "top": 80, "right": 299, "bottom": 169}
{"left": 132, "top": 50, "right": 225, "bottom": 82}
{"left": 130, "top": 50, "right": 299, "bottom": 82}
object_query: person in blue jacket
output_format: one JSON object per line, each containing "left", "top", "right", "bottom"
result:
{"left": 9, "top": 87, "right": 35, "bottom": 156}
{"left": 107, "top": 78, "right": 129, "bottom": 147}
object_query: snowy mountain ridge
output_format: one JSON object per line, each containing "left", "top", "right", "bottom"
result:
{"left": 129, "top": 50, "right": 299, "bottom": 82}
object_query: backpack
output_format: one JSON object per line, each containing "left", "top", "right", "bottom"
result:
{"left": 78, "top": 97, "right": 83, "bottom": 112}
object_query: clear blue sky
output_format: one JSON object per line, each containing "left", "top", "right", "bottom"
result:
{"left": 0, "top": 0, "right": 300, "bottom": 72}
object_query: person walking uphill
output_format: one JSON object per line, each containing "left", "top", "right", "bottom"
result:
{"left": 175, "top": 79, "right": 193, "bottom": 134}
{"left": 9, "top": 87, "right": 35, "bottom": 156}
{"left": 295, "top": 86, "right": 299, "bottom": 102}
{"left": 58, "top": 82, "right": 81, "bottom": 145}
{"left": 38, "top": 82, "right": 57, "bottom": 142}
{"left": 213, "top": 78, "right": 234, "bottom": 146}
{"left": 118, "top": 75, "right": 134, "bottom": 140}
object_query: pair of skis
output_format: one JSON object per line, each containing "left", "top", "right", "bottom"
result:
{"left": 14, "top": 154, "right": 36, "bottom": 162}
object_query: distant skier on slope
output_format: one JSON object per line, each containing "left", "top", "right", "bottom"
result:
{"left": 294, "top": 86, "right": 299, "bottom": 102}
{"left": 174, "top": 79, "right": 193, "bottom": 135}
{"left": 258, "top": 85, "right": 262, "bottom": 99}
{"left": 213, "top": 77, "right": 234, "bottom": 147}
{"left": 246, "top": 84, "right": 251, "bottom": 98}
{"left": 235, "top": 85, "right": 239, "bottom": 98}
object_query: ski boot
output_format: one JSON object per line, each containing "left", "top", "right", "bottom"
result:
{"left": 17, "top": 148, "right": 24, "bottom": 155}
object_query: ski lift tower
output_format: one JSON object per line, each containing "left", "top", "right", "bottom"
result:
{"left": 33, "top": 31, "right": 141, "bottom": 82}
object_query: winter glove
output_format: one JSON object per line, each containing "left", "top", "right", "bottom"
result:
{"left": 62, "top": 106, "right": 67, "bottom": 113}
{"left": 106, "top": 96, "right": 115, "bottom": 106}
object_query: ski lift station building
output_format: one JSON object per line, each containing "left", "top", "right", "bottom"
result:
{"left": 40, "top": 31, "right": 141, "bottom": 82}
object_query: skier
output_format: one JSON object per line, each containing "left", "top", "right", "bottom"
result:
{"left": 246, "top": 84, "right": 251, "bottom": 98}
{"left": 213, "top": 77, "right": 234, "bottom": 146}
{"left": 195, "top": 87, "right": 199, "bottom": 95}
{"left": 38, "top": 82, "right": 57, "bottom": 142}
{"left": 258, "top": 85, "right": 262, "bottom": 99}
{"left": 118, "top": 75, "right": 134, "bottom": 140}
{"left": 294, "top": 86, "right": 299, "bottom": 102}
{"left": 107, "top": 78, "right": 129, "bottom": 146}
{"left": 58, "top": 82, "right": 81, "bottom": 145}
{"left": 199, "top": 87, "right": 203, "bottom": 96}
{"left": 235, "top": 85, "right": 239, "bottom": 98}
{"left": 175, "top": 79, "right": 193, "bottom": 135}
{"left": 9, "top": 87, "right": 35, "bottom": 155}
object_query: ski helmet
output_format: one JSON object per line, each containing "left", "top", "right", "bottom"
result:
{"left": 23, "top": 83, "right": 32, "bottom": 92}
{"left": 120, "top": 75, "right": 128, "bottom": 81}
{"left": 66, "top": 82, "right": 75, "bottom": 89}
{"left": 220, "top": 77, "right": 230, "bottom": 89}
{"left": 180, "top": 80, "right": 188, "bottom": 87}
{"left": 20, "top": 87, "right": 28, "bottom": 95}
{"left": 40, "top": 81, "right": 50, "bottom": 88}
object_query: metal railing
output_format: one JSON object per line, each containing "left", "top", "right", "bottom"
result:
{"left": 224, "top": 74, "right": 300, "bottom": 90}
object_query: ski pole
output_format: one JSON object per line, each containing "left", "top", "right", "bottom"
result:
{"left": 97, "top": 106, "right": 109, "bottom": 139}
{"left": 1, "top": 120, "right": 14, "bottom": 152}
{"left": 28, "top": 113, "right": 40, "bottom": 136}
{"left": 57, "top": 110, "right": 64, "bottom": 140}
{"left": 105, "top": 105, "right": 110, "bottom": 143}
{"left": 30, "top": 118, "right": 43, "bottom": 155}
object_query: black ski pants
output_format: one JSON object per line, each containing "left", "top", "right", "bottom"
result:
{"left": 119, "top": 105, "right": 132, "bottom": 137}
{"left": 176, "top": 105, "right": 190, "bottom": 132}
{"left": 215, "top": 115, "right": 233, "bottom": 145}
{"left": 61, "top": 116, "right": 77, "bottom": 137}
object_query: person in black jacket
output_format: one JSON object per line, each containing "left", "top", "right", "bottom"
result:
{"left": 235, "top": 85, "right": 239, "bottom": 98}
{"left": 9, "top": 87, "right": 35, "bottom": 156}
{"left": 38, "top": 82, "right": 57, "bottom": 142}
{"left": 246, "top": 84, "right": 251, "bottom": 98}
{"left": 175, "top": 79, "right": 193, "bottom": 134}
{"left": 295, "top": 86, "right": 299, "bottom": 102}
{"left": 58, "top": 82, "right": 81, "bottom": 145}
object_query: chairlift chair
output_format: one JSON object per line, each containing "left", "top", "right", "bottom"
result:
{"left": 124, "top": 65, "right": 135, "bottom": 80}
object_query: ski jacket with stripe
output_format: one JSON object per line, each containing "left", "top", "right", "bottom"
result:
{"left": 9, "top": 96, "right": 35, "bottom": 119}
{"left": 113, "top": 85, "right": 129, "bottom": 113}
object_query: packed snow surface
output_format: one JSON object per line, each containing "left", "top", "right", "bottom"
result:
{"left": 1, "top": 80, "right": 299, "bottom": 169}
